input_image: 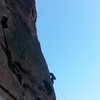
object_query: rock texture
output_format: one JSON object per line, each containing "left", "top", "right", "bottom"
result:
{"left": 0, "top": 0, "right": 56, "bottom": 100}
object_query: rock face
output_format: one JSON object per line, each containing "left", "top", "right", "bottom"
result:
{"left": 0, "top": 0, "right": 56, "bottom": 100}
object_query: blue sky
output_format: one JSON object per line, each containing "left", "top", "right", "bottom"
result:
{"left": 36, "top": 0, "right": 100, "bottom": 100}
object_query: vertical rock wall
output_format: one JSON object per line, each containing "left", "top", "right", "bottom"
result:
{"left": 0, "top": 0, "right": 56, "bottom": 100}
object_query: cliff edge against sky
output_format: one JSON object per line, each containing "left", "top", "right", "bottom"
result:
{"left": 0, "top": 0, "right": 56, "bottom": 100}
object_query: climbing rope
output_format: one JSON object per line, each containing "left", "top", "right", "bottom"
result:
{"left": 55, "top": 80, "right": 67, "bottom": 100}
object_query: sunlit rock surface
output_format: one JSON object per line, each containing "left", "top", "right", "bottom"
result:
{"left": 0, "top": 0, "right": 56, "bottom": 100}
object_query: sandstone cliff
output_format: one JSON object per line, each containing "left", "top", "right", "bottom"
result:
{"left": 0, "top": 0, "right": 56, "bottom": 100}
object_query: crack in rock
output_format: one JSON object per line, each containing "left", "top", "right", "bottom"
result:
{"left": 1, "top": 18, "right": 29, "bottom": 85}
{"left": 0, "top": 84, "right": 17, "bottom": 100}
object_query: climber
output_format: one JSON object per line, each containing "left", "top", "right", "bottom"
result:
{"left": 49, "top": 73, "right": 56, "bottom": 84}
